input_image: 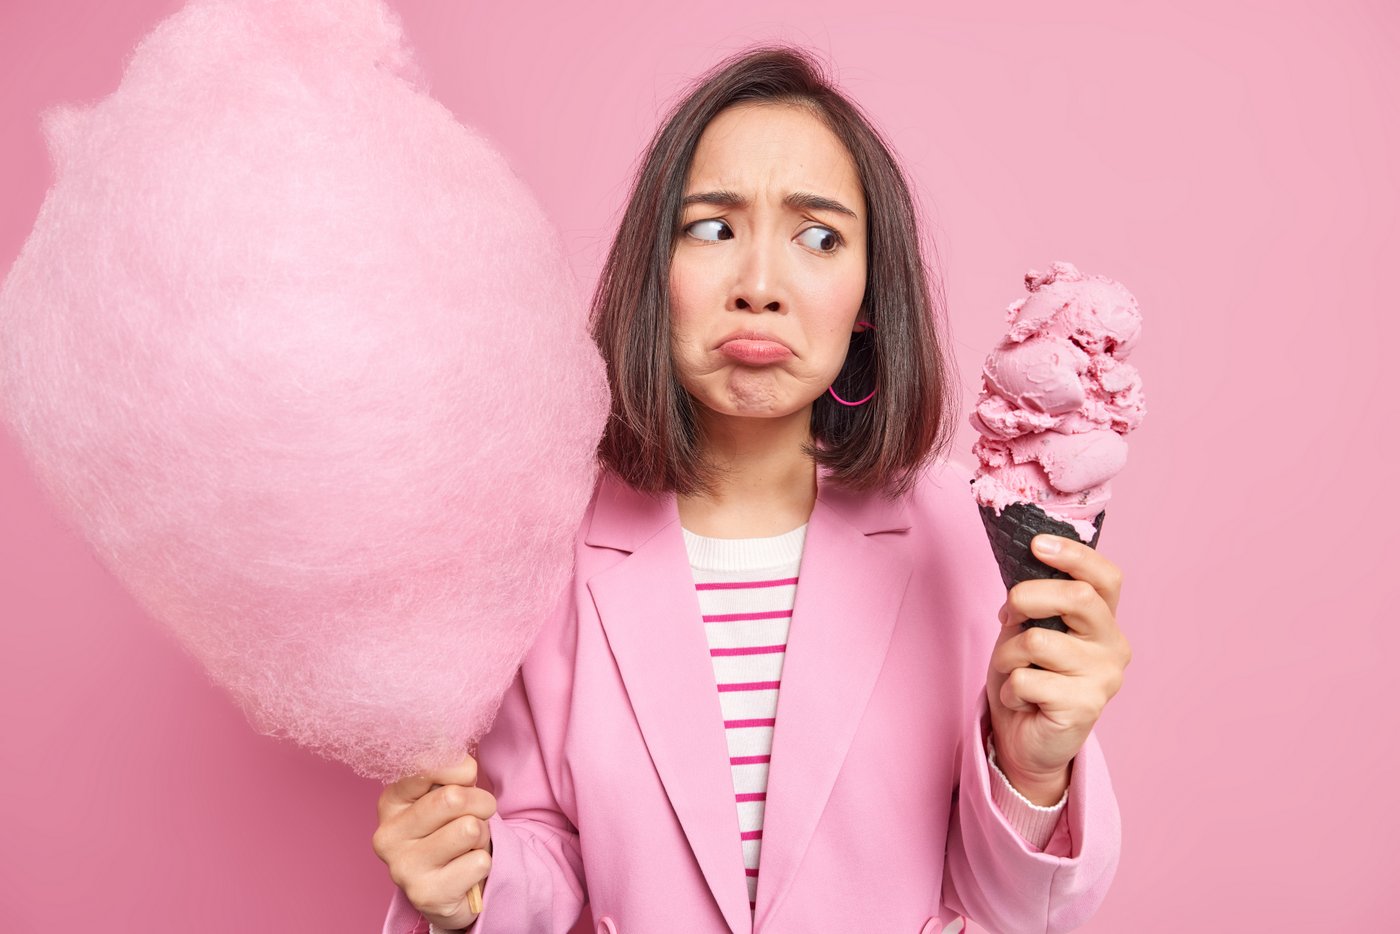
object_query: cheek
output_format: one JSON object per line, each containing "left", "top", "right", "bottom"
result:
{"left": 668, "top": 307, "right": 704, "bottom": 370}
{"left": 668, "top": 265, "right": 707, "bottom": 348}
{"left": 797, "top": 263, "right": 865, "bottom": 360}
{"left": 668, "top": 252, "right": 709, "bottom": 311}
{"left": 813, "top": 335, "right": 853, "bottom": 385}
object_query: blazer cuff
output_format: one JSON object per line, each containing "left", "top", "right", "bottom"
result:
{"left": 460, "top": 811, "right": 587, "bottom": 934}
{"left": 942, "top": 696, "right": 1122, "bottom": 933}
{"left": 985, "top": 732, "right": 1067, "bottom": 850}
{"left": 965, "top": 694, "right": 1119, "bottom": 866}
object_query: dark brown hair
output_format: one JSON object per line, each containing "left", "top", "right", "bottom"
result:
{"left": 589, "top": 43, "right": 956, "bottom": 498}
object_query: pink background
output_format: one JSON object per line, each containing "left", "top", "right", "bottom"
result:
{"left": 2, "top": 0, "right": 1394, "bottom": 930}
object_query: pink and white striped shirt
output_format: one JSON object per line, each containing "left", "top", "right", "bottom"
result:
{"left": 681, "top": 522, "right": 1067, "bottom": 921}
{"left": 683, "top": 523, "right": 808, "bottom": 917}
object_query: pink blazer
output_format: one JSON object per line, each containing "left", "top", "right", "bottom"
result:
{"left": 382, "top": 458, "right": 1121, "bottom": 934}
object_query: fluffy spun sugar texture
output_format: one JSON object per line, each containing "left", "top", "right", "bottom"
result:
{"left": 0, "top": 0, "right": 608, "bottom": 782}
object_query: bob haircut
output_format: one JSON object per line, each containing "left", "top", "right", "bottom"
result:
{"left": 589, "top": 44, "right": 956, "bottom": 498}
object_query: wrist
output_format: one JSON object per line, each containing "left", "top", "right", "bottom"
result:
{"left": 1002, "top": 766, "right": 1069, "bottom": 807}
{"left": 988, "top": 734, "right": 1071, "bottom": 807}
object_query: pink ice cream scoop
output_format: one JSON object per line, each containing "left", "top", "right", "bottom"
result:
{"left": 970, "top": 261, "right": 1145, "bottom": 542}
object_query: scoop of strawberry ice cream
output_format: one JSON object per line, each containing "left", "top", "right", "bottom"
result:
{"left": 970, "top": 261, "right": 1145, "bottom": 540}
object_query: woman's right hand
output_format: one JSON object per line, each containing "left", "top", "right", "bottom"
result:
{"left": 373, "top": 754, "right": 497, "bottom": 931}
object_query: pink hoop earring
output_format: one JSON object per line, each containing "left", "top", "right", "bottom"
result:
{"left": 827, "top": 321, "right": 877, "bottom": 406}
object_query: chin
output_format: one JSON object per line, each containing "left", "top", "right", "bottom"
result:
{"left": 716, "top": 388, "right": 818, "bottom": 421}
{"left": 684, "top": 367, "right": 823, "bottom": 422}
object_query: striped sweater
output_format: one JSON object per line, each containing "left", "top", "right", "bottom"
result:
{"left": 681, "top": 522, "right": 1067, "bottom": 920}
{"left": 682, "top": 523, "right": 807, "bottom": 917}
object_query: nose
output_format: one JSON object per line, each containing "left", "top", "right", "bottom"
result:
{"left": 731, "top": 232, "right": 789, "bottom": 315}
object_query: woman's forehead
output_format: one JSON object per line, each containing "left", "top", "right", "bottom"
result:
{"left": 686, "top": 104, "right": 865, "bottom": 215}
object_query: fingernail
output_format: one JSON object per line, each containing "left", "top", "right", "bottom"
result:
{"left": 1033, "top": 535, "right": 1061, "bottom": 556}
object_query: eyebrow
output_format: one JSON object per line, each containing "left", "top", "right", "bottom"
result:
{"left": 680, "top": 188, "right": 859, "bottom": 220}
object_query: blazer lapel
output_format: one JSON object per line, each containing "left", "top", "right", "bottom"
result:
{"left": 586, "top": 475, "right": 755, "bottom": 934}
{"left": 582, "top": 471, "right": 915, "bottom": 934}
{"left": 750, "top": 475, "right": 914, "bottom": 931}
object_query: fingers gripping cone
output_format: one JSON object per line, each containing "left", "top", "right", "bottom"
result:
{"left": 976, "top": 500, "right": 1103, "bottom": 633}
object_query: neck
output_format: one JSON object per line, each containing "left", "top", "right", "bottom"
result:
{"left": 678, "top": 405, "right": 818, "bottom": 538}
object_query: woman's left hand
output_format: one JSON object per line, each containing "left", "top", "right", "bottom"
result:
{"left": 985, "top": 533, "right": 1132, "bottom": 804}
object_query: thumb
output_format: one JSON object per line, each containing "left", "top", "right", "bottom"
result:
{"left": 392, "top": 754, "right": 478, "bottom": 806}
{"left": 427, "top": 753, "right": 480, "bottom": 792}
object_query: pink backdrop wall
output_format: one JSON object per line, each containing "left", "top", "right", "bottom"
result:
{"left": 2, "top": 0, "right": 1394, "bottom": 930}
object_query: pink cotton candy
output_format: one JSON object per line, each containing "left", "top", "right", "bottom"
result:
{"left": 0, "top": 0, "right": 608, "bottom": 782}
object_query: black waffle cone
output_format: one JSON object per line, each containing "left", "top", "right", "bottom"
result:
{"left": 977, "top": 499, "right": 1105, "bottom": 633}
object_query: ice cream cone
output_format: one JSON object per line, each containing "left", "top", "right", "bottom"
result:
{"left": 977, "top": 499, "right": 1104, "bottom": 633}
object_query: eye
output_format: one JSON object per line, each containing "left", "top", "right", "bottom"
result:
{"left": 797, "top": 225, "right": 843, "bottom": 253}
{"left": 684, "top": 219, "right": 733, "bottom": 241}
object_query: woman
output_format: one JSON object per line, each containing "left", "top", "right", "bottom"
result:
{"left": 374, "top": 44, "right": 1128, "bottom": 934}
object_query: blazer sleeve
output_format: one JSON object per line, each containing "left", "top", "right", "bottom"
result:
{"left": 381, "top": 578, "right": 588, "bottom": 934}
{"left": 941, "top": 694, "right": 1122, "bottom": 934}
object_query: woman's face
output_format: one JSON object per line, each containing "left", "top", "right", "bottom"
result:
{"left": 670, "top": 102, "right": 868, "bottom": 428}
